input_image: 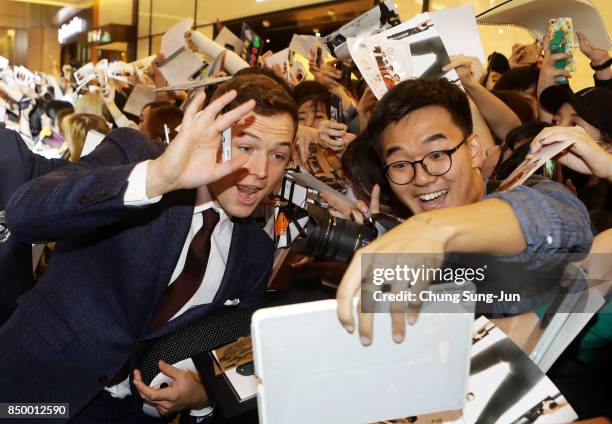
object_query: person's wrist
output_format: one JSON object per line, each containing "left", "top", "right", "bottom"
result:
{"left": 590, "top": 57, "right": 612, "bottom": 70}
{"left": 404, "top": 212, "right": 457, "bottom": 251}
{"left": 462, "top": 76, "right": 479, "bottom": 90}
{"left": 146, "top": 158, "right": 176, "bottom": 198}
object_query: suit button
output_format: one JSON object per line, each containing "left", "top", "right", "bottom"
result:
{"left": 98, "top": 375, "right": 108, "bottom": 385}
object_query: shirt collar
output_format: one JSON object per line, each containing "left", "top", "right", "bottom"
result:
{"left": 194, "top": 186, "right": 232, "bottom": 234}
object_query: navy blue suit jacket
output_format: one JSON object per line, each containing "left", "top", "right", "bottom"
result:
{"left": 0, "top": 128, "right": 68, "bottom": 324}
{"left": 0, "top": 128, "right": 274, "bottom": 420}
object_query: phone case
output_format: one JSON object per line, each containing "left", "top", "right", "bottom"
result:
{"left": 547, "top": 17, "right": 576, "bottom": 83}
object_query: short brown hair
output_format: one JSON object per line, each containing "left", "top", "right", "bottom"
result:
{"left": 142, "top": 103, "right": 184, "bottom": 142}
{"left": 212, "top": 74, "right": 298, "bottom": 138}
{"left": 62, "top": 113, "right": 110, "bottom": 161}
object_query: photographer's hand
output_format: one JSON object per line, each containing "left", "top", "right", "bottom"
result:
{"left": 318, "top": 184, "right": 379, "bottom": 222}
{"left": 350, "top": 184, "right": 380, "bottom": 225}
{"left": 146, "top": 90, "right": 254, "bottom": 198}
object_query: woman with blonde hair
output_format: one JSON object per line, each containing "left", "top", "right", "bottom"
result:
{"left": 61, "top": 113, "right": 110, "bottom": 161}
{"left": 74, "top": 92, "right": 111, "bottom": 121}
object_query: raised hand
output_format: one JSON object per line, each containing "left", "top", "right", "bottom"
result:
{"left": 443, "top": 55, "right": 485, "bottom": 86}
{"left": 537, "top": 33, "right": 572, "bottom": 96}
{"left": 577, "top": 31, "right": 611, "bottom": 66}
{"left": 184, "top": 30, "right": 198, "bottom": 53}
{"left": 528, "top": 126, "right": 612, "bottom": 181}
{"left": 295, "top": 124, "right": 319, "bottom": 164}
{"left": 318, "top": 120, "right": 356, "bottom": 152}
{"left": 146, "top": 90, "right": 255, "bottom": 197}
{"left": 100, "top": 83, "right": 115, "bottom": 105}
{"left": 336, "top": 214, "right": 448, "bottom": 345}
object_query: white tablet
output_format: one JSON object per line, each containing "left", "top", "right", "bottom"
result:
{"left": 252, "top": 295, "right": 474, "bottom": 424}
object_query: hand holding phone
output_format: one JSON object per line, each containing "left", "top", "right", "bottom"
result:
{"left": 547, "top": 17, "right": 576, "bottom": 84}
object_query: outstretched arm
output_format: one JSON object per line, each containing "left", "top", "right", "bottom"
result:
{"left": 337, "top": 179, "right": 592, "bottom": 344}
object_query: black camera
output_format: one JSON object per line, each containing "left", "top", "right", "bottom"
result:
{"left": 275, "top": 174, "right": 400, "bottom": 263}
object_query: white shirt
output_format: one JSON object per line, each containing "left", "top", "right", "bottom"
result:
{"left": 106, "top": 161, "right": 229, "bottom": 417}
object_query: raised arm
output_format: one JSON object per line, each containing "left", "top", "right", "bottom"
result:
{"left": 443, "top": 55, "right": 521, "bottom": 141}
{"left": 5, "top": 128, "right": 155, "bottom": 242}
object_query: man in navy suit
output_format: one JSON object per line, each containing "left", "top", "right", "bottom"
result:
{"left": 0, "top": 127, "right": 68, "bottom": 324}
{"left": 0, "top": 74, "right": 297, "bottom": 422}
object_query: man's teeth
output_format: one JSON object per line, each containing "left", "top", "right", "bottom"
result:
{"left": 239, "top": 186, "right": 259, "bottom": 194}
{"left": 419, "top": 190, "right": 448, "bottom": 201}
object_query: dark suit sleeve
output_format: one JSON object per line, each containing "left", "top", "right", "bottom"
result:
{"left": 5, "top": 128, "right": 159, "bottom": 243}
{"left": 0, "top": 129, "right": 68, "bottom": 207}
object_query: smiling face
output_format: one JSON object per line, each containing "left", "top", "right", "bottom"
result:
{"left": 380, "top": 106, "right": 484, "bottom": 214}
{"left": 208, "top": 111, "right": 294, "bottom": 218}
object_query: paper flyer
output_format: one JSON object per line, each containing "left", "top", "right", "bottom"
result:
{"left": 214, "top": 26, "right": 243, "bottom": 54}
{"left": 379, "top": 13, "right": 460, "bottom": 83}
{"left": 73, "top": 62, "right": 96, "bottom": 86}
{"left": 498, "top": 139, "right": 573, "bottom": 192}
{"left": 323, "top": 0, "right": 401, "bottom": 60}
{"left": 158, "top": 18, "right": 204, "bottom": 85}
{"left": 352, "top": 38, "right": 414, "bottom": 99}
{"left": 160, "top": 18, "right": 192, "bottom": 57}
{"left": 122, "top": 84, "right": 156, "bottom": 116}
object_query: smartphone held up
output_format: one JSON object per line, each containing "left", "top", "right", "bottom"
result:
{"left": 547, "top": 17, "right": 576, "bottom": 85}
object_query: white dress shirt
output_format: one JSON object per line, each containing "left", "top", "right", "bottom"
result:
{"left": 106, "top": 161, "right": 230, "bottom": 417}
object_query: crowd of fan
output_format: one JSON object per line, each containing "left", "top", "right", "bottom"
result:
{"left": 1, "top": 16, "right": 611, "bottom": 424}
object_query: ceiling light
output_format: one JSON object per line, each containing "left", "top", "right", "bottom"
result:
{"left": 262, "top": 20, "right": 270, "bottom": 28}
{"left": 266, "top": 39, "right": 270, "bottom": 43}
{"left": 315, "top": 32, "right": 321, "bottom": 37}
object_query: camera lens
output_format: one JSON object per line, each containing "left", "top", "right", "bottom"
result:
{"left": 292, "top": 205, "right": 379, "bottom": 263}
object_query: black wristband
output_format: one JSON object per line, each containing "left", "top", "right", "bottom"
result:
{"left": 590, "top": 58, "right": 612, "bottom": 71}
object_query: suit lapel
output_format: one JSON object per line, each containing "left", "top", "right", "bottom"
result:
{"left": 142, "top": 220, "right": 252, "bottom": 340}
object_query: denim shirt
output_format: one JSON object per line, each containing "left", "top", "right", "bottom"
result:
{"left": 486, "top": 175, "right": 593, "bottom": 267}
{"left": 472, "top": 176, "right": 593, "bottom": 316}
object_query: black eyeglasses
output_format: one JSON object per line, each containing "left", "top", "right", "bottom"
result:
{"left": 384, "top": 138, "right": 467, "bottom": 185}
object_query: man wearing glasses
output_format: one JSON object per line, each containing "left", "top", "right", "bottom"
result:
{"left": 336, "top": 78, "right": 592, "bottom": 346}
